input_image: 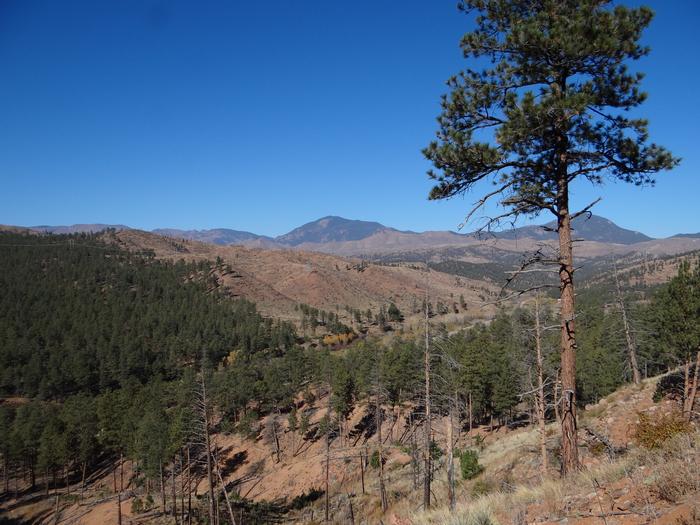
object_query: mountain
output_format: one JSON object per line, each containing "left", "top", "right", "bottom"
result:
{"left": 496, "top": 214, "right": 653, "bottom": 245}
{"left": 671, "top": 232, "right": 700, "bottom": 239}
{"left": 152, "top": 228, "right": 270, "bottom": 245}
{"left": 31, "top": 223, "right": 130, "bottom": 234}
{"left": 274, "top": 216, "right": 392, "bottom": 245}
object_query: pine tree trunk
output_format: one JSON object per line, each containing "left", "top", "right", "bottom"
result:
{"left": 557, "top": 197, "right": 579, "bottom": 475}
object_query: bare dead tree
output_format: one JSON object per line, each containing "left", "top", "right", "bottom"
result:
{"left": 613, "top": 260, "right": 641, "bottom": 384}
{"left": 213, "top": 447, "right": 237, "bottom": 525}
{"left": 325, "top": 378, "right": 332, "bottom": 523}
{"left": 534, "top": 294, "right": 548, "bottom": 475}
{"left": 375, "top": 377, "right": 388, "bottom": 513}
{"left": 195, "top": 372, "right": 217, "bottom": 525}
{"left": 684, "top": 351, "right": 700, "bottom": 421}
{"left": 446, "top": 394, "right": 456, "bottom": 511}
{"left": 423, "top": 288, "right": 432, "bottom": 510}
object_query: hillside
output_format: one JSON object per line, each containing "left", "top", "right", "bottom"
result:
{"left": 0, "top": 229, "right": 698, "bottom": 525}
{"left": 106, "top": 229, "right": 498, "bottom": 322}
{"left": 3, "top": 372, "right": 697, "bottom": 524}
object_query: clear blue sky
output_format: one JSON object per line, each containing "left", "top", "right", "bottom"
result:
{"left": 1, "top": 1, "right": 698, "bottom": 237}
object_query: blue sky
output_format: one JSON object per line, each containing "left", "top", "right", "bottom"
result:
{"left": 1, "top": 1, "right": 698, "bottom": 237}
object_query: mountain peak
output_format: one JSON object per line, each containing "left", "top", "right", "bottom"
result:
{"left": 494, "top": 214, "right": 653, "bottom": 245}
{"left": 275, "top": 216, "right": 390, "bottom": 245}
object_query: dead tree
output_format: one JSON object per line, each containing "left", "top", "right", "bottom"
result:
{"left": 446, "top": 396, "right": 456, "bottom": 511}
{"left": 325, "top": 380, "right": 332, "bottom": 523}
{"left": 534, "top": 294, "right": 548, "bottom": 475}
{"left": 213, "top": 448, "right": 237, "bottom": 525}
{"left": 684, "top": 351, "right": 700, "bottom": 421}
{"left": 375, "top": 381, "right": 388, "bottom": 513}
{"left": 196, "top": 372, "right": 217, "bottom": 525}
{"left": 613, "top": 260, "right": 641, "bottom": 384}
{"left": 423, "top": 291, "right": 431, "bottom": 510}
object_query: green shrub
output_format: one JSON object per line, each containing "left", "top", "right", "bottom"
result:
{"left": 236, "top": 411, "right": 260, "bottom": 439}
{"left": 457, "top": 449, "right": 483, "bottom": 480}
{"left": 131, "top": 497, "right": 144, "bottom": 514}
{"left": 633, "top": 411, "right": 691, "bottom": 449}
{"left": 370, "top": 449, "right": 381, "bottom": 469}
{"left": 430, "top": 440, "right": 443, "bottom": 461}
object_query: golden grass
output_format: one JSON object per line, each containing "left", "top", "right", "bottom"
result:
{"left": 412, "top": 432, "right": 700, "bottom": 525}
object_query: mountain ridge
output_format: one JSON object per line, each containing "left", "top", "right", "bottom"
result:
{"left": 23, "top": 213, "right": 662, "bottom": 247}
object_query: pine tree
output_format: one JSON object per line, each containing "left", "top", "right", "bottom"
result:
{"left": 423, "top": 0, "right": 678, "bottom": 474}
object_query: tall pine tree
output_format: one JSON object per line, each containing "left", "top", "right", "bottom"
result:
{"left": 424, "top": 0, "right": 677, "bottom": 474}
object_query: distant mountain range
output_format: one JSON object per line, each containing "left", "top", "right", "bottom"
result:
{"left": 19, "top": 214, "right": 700, "bottom": 259}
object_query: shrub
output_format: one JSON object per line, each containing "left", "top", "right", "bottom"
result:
{"left": 430, "top": 440, "right": 443, "bottom": 461}
{"left": 236, "top": 411, "right": 260, "bottom": 439}
{"left": 131, "top": 497, "right": 144, "bottom": 514}
{"left": 457, "top": 449, "right": 483, "bottom": 480}
{"left": 471, "top": 479, "right": 493, "bottom": 497}
{"left": 472, "top": 434, "right": 485, "bottom": 451}
{"left": 633, "top": 411, "right": 692, "bottom": 449}
{"left": 370, "top": 449, "right": 381, "bottom": 469}
{"left": 653, "top": 370, "right": 690, "bottom": 402}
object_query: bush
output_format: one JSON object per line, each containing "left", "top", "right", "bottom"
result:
{"left": 471, "top": 479, "right": 493, "bottom": 497}
{"left": 633, "top": 411, "right": 691, "bottom": 449}
{"left": 369, "top": 449, "right": 381, "bottom": 469}
{"left": 430, "top": 440, "right": 443, "bottom": 461}
{"left": 131, "top": 497, "right": 144, "bottom": 514}
{"left": 236, "top": 411, "right": 260, "bottom": 439}
{"left": 457, "top": 449, "right": 483, "bottom": 480}
{"left": 653, "top": 369, "right": 691, "bottom": 402}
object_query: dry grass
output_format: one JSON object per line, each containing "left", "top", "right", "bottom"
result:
{"left": 412, "top": 432, "right": 700, "bottom": 525}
